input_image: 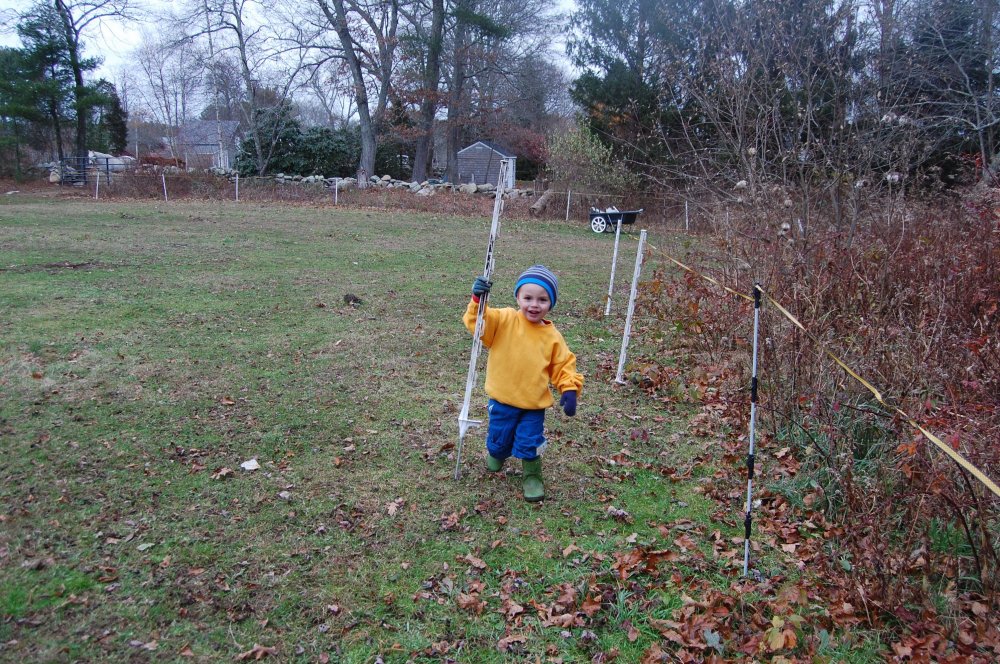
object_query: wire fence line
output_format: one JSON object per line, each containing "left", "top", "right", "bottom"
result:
{"left": 614, "top": 237, "right": 1000, "bottom": 500}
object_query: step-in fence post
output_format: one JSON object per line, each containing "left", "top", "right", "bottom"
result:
{"left": 162, "top": 174, "right": 168, "bottom": 202}
{"left": 743, "top": 283, "right": 762, "bottom": 577}
{"left": 235, "top": 173, "right": 240, "bottom": 201}
{"left": 685, "top": 200, "right": 690, "bottom": 231}
{"left": 565, "top": 189, "right": 572, "bottom": 222}
{"left": 455, "top": 160, "right": 509, "bottom": 480}
{"left": 604, "top": 217, "right": 624, "bottom": 316}
{"left": 615, "top": 230, "right": 646, "bottom": 384}
{"left": 94, "top": 173, "right": 100, "bottom": 200}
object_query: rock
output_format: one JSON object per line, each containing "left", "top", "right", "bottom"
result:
{"left": 416, "top": 187, "right": 435, "bottom": 196}
{"left": 476, "top": 183, "right": 495, "bottom": 193}
{"left": 459, "top": 183, "right": 477, "bottom": 194}
{"left": 408, "top": 182, "right": 422, "bottom": 192}
{"left": 381, "top": 174, "right": 391, "bottom": 181}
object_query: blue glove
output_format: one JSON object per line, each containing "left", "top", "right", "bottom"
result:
{"left": 560, "top": 390, "right": 577, "bottom": 416}
{"left": 472, "top": 276, "right": 492, "bottom": 297}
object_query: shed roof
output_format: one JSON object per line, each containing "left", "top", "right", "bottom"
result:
{"left": 177, "top": 120, "right": 241, "bottom": 146}
{"left": 458, "top": 140, "right": 515, "bottom": 158}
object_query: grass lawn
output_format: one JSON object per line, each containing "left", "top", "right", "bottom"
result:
{"left": 0, "top": 193, "right": 826, "bottom": 661}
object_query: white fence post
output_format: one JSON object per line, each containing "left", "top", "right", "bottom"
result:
{"left": 565, "top": 189, "right": 572, "bottom": 222}
{"left": 685, "top": 200, "right": 689, "bottom": 231}
{"left": 162, "top": 174, "right": 168, "bottom": 202}
{"left": 615, "top": 229, "right": 647, "bottom": 384}
{"left": 235, "top": 173, "right": 240, "bottom": 201}
{"left": 604, "top": 217, "right": 624, "bottom": 316}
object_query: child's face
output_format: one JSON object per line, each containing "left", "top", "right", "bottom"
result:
{"left": 516, "top": 283, "right": 551, "bottom": 323}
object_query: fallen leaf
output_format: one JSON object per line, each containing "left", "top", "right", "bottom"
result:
{"left": 440, "top": 509, "right": 467, "bottom": 531}
{"left": 220, "top": 396, "right": 236, "bottom": 406}
{"left": 386, "top": 498, "right": 404, "bottom": 516}
{"left": 236, "top": 643, "right": 278, "bottom": 660}
{"left": 211, "top": 467, "right": 234, "bottom": 480}
{"left": 459, "top": 553, "right": 487, "bottom": 570}
{"left": 240, "top": 459, "right": 260, "bottom": 471}
{"left": 457, "top": 593, "right": 486, "bottom": 615}
{"left": 581, "top": 595, "right": 602, "bottom": 617}
{"left": 137, "top": 542, "right": 155, "bottom": 552}
{"left": 497, "top": 634, "right": 527, "bottom": 651}
{"left": 891, "top": 642, "right": 913, "bottom": 658}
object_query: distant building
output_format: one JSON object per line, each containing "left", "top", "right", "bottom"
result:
{"left": 457, "top": 141, "right": 516, "bottom": 188}
{"left": 174, "top": 120, "right": 241, "bottom": 170}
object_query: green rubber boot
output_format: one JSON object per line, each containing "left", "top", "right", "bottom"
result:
{"left": 521, "top": 458, "right": 545, "bottom": 502}
{"left": 486, "top": 454, "right": 505, "bottom": 472}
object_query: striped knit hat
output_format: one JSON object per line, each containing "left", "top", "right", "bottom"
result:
{"left": 514, "top": 265, "right": 558, "bottom": 309}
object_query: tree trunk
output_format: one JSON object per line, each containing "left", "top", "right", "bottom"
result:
{"left": 54, "top": 0, "right": 88, "bottom": 173}
{"left": 49, "top": 99, "right": 65, "bottom": 163}
{"left": 445, "top": 0, "right": 471, "bottom": 184}
{"left": 324, "top": 0, "right": 376, "bottom": 185}
{"left": 412, "top": 0, "right": 444, "bottom": 183}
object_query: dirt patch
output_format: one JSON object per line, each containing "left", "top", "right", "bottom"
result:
{"left": 1, "top": 260, "right": 105, "bottom": 273}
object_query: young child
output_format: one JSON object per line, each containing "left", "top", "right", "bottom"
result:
{"left": 464, "top": 265, "right": 584, "bottom": 502}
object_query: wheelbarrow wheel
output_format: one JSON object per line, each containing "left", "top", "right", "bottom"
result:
{"left": 591, "top": 216, "right": 608, "bottom": 233}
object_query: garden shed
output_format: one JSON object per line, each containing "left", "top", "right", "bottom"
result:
{"left": 457, "top": 141, "right": 516, "bottom": 187}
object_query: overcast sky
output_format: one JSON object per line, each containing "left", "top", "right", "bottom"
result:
{"left": 0, "top": 0, "right": 578, "bottom": 83}
{"left": 0, "top": 0, "right": 157, "bottom": 78}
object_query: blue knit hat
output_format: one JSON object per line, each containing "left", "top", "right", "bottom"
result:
{"left": 514, "top": 265, "right": 558, "bottom": 309}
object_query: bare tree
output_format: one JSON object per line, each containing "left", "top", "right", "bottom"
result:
{"left": 313, "top": 0, "right": 400, "bottom": 184}
{"left": 170, "top": 0, "right": 313, "bottom": 174}
{"left": 133, "top": 29, "right": 203, "bottom": 163}
{"left": 403, "top": 0, "right": 444, "bottom": 182}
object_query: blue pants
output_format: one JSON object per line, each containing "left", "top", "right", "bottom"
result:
{"left": 486, "top": 399, "right": 546, "bottom": 460}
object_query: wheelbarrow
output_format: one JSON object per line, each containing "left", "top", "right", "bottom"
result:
{"left": 589, "top": 206, "right": 643, "bottom": 233}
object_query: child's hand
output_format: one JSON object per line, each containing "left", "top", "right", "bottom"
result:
{"left": 560, "top": 390, "right": 577, "bottom": 416}
{"left": 472, "top": 276, "right": 492, "bottom": 297}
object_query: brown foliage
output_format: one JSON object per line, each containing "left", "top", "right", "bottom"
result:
{"left": 633, "top": 190, "right": 999, "bottom": 641}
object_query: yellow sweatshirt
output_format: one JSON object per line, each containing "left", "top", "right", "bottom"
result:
{"left": 464, "top": 298, "right": 584, "bottom": 410}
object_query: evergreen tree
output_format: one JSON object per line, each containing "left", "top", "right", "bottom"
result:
{"left": 89, "top": 79, "right": 128, "bottom": 154}
{"left": 16, "top": 4, "right": 79, "bottom": 162}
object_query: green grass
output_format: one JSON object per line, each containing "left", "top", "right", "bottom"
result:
{"left": 0, "top": 194, "right": 888, "bottom": 661}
